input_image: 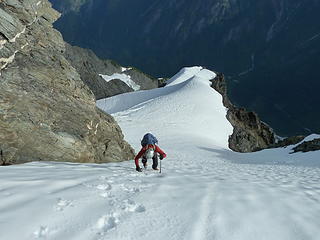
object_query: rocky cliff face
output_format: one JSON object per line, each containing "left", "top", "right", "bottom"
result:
{"left": 0, "top": 0, "right": 134, "bottom": 165}
{"left": 64, "top": 43, "right": 133, "bottom": 99}
{"left": 211, "top": 73, "right": 275, "bottom": 152}
{"left": 211, "top": 73, "right": 320, "bottom": 154}
{"left": 210, "top": 71, "right": 320, "bottom": 154}
{"left": 64, "top": 43, "right": 158, "bottom": 100}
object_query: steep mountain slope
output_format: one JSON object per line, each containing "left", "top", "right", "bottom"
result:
{"left": 64, "top": 43, "right": 158, "bottom": 100}
{"left": 50, "top": 0, "right": 320, "bottom": 136}
{"left": 0, "top": 0, "right": 134, "bottom": 164}
{"left": 1, "top": 66, "right": 319, "bottom": 240}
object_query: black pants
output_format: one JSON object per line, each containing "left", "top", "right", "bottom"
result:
{"left": 142, "top": 154, "right": 158, "bottom": 169}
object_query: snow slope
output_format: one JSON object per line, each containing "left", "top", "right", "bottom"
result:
{"left": 1, "top": 67, "right": 320, "bottom": 240}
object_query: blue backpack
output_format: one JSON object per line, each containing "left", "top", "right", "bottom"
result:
{"left": 141, "top": 133, "right": 158, "bottom": 147}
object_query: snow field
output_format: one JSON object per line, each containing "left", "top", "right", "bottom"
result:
{"left": 0, "top": 161, "right": 160, "bottom": 240}
{"left": 1, "top": 66, "right": 320, "bottom": 240}
{"left": 98, "top": 66, "right": 320, "bottom": 240}
{"left": 98, "top": 66, "right": 232, "bottom": 148}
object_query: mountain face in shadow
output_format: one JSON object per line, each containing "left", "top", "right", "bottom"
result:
{"left": 50, "top": 0, "right": 320, "bottom": 136}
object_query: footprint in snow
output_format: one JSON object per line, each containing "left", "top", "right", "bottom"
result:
{"left": 120, "top": 184, "right": 140, "bottom": 193}
{"left": 96, "top": 213, "right": 119, "bottom": 234}
{"left": 55, "top": 198, "right": 73, "bottom": 211}
{"left": 99, "top": 176, "right": 108, "bottom": 180}
{"left": 99, "top": 192, "right": 114, "bottom": 199}
{"left": 122, "top": 199, "right": 146, "bottom": 213}
{"left": 99, "top": 176, "right": 115, "bottom": 183}
{"left": 34, "top": 226, "right": 49, "bottom": 238}
{"left": 96, "top": 183, "right": 112, "bottom": 191}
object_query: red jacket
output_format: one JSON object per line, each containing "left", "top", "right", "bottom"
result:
{"left": 135, "top": 144, "right": 166, "bottom": 167}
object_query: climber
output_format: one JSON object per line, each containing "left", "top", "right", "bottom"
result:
{"left": 135, "top": 133, "right": 167, "bottom": 172}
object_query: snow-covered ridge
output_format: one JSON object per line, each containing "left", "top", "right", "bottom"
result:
{"left": 2, "top": 66, "right": 320, "bottom": 240}
{"left": 98, "top": 66, "right": 232, "bottom": 149}
{"left": 99, "top": 73, "right": 141, "bottom": 91}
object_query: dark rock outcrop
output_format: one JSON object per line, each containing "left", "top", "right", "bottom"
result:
{"left": 271, "top": 135, "right": 306, "bottom": 149}
{"left": 292, "top": 138, "right": 320, "bottom": 153}
{"left": 211, "top": 73, "right": 275, "bottom": 152}
{"left": 124, "top": 67, "right": 159, "bottom": 91}
{"left": 0, "top": 0, "right": 134, "bottom": 165}
{"left": 211, "top": 73, "right": 320, "bottom": 153}
{"left": 64, "top": 43, "right": 158, "bottom": 100}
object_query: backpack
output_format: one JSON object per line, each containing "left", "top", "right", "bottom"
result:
{"left": 144, "top": 145, "right": 155, "bottom": 159}
{"left": 141, "top": 133, "right": 158, "bottom": 147}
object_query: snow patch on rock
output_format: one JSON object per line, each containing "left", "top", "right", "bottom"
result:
{"left": 99, "top": 73, "right": 140, "bottom": 91}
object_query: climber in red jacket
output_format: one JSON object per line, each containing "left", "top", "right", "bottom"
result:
{"left": 135, "top": 144, "right": 166, "bottom": 172}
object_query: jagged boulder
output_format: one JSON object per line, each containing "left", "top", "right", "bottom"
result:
{"left": 271, "top": 135, "right": 306, "bottom": 149}
{"left": 64, "top": 43, "right": 158, "bottom": 100}
{"left": 0, "top": 0, "right": 134, "bottom": 165}
{"left": 211, "top": 73, "right": 275, "bottom": 152}
{"left": 292, "top": 138, "right": 320, "bottom": 153}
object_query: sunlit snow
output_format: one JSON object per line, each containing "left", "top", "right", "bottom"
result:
{"left": 121, "top": 67, "right": 133, "bottom": 72}
{"left": 1, "top": 67, "right": 320, "bottom": 240}
{"left": 99, "top": 73, "right": 140, "bottom": 91}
